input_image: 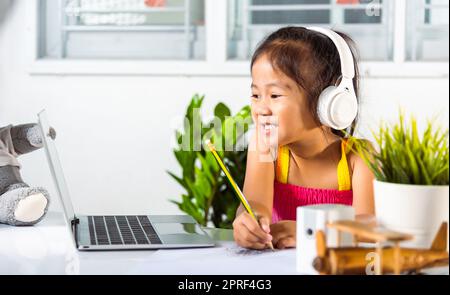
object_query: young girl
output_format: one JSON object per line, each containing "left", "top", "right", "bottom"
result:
{"left": 233, "top": 27, "right": 375, "bottom": 250}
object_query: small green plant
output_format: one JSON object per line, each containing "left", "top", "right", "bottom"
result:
{"left": 350, "top": 112, "right": 449, "bottom": 185}
{"left": 168, "top": 94, "right": 252, "bottom": 228}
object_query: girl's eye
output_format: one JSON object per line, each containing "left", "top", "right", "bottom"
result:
{"left": 251, "top": 94, "right": 261, "bottom": 100}
{"left": 271, "top": 94, "right": 282, "bottom": 99}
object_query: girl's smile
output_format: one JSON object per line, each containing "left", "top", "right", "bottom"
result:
{"left": 258, "top": 116, "right": 278, "bottom": 136}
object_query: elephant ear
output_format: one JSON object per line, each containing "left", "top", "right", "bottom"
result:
{"left": 10, "top": 124, "right": 44, "bottom": 156}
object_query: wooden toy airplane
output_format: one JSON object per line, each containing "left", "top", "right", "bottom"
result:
{"left": 313, "top": 221, "right": 449, "bottom": 275}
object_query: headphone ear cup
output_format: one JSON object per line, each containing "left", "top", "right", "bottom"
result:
{"left": 317, "top": 86, "right": 358, "bottom": 130}
{"left": 317, "top": 86, "right": 339, "bottom": 128}
{"left": 329, "top": 91, "right": 358, "bottom": 130}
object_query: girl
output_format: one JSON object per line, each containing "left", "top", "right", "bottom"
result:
{"left": 233, "top": 27, "right": 375, "bottom": 250}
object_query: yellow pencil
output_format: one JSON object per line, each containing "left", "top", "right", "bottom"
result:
{"left": 206, "top": 141, "right": 274, "bottom": 251}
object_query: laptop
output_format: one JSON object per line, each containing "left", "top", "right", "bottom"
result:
{"left": 38, "top": 110, "right": 215, "bottom": 251}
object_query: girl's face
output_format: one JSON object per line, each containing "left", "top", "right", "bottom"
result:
{"left": 251, "top": 55, "right": 318, "bottom": 148}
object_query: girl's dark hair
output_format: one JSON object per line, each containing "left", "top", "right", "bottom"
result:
{"left": 250, "top": 26, "right": 360, "bottom": 138}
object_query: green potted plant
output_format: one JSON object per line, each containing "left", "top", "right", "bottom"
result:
{"left": 351, "top": 112, "right": 449, "bottom": 248}
{"left": 168, "top": 94, "right": 252, "bottom": 229}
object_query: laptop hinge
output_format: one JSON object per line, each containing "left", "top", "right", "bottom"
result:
{"left": 71, "top": 217, "right": 80, "bottom": 248}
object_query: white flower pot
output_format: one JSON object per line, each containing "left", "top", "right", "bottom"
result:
{"left": 373, "top": 180, "right": 449, "bottom": 249}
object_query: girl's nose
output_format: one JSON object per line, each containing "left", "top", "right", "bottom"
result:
{"left": 254, "top": 101, "right": 272, "bottom": 116}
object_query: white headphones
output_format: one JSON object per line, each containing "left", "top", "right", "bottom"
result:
{"left": 307, "top": 27, "right": 358, "bottom": 130}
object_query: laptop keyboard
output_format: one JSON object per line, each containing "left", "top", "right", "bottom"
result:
{"left": 88, "top": 215, "right": 162, "bottom": 246}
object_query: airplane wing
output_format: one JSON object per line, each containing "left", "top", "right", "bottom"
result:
{"left": 327, "top": 220, "right": 414, "bottom": 243}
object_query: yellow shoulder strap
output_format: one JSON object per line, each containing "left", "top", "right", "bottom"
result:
{"left": 277, "top": 141, "right": 352, "bottom": 190}
{"left": 276, "top": 146, "right": 290, "bottom": 184}
{"left": 337, "top": 139, "right": 352, "bottom": 191}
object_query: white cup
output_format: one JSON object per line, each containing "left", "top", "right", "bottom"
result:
{"left": 296, "top": 204, "right": 355, "bottom": 274}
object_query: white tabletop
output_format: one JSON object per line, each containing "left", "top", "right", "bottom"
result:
{"left": 1, "top": 212, "right": 448, "bottom": 275}
{"left": 0, "top": 212, "right": 298, "bottom": 275}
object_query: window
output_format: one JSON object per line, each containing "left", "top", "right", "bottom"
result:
{"left": 227, "top": 0, "right": 394, "bottom": 61}
{"left": 33, "top": 0, "right": 449, "bottom": 76}
{"left": 38, "top": 0, "right": 205, "bottom": 59}
{"left": 406, "top": 0, "right": 449, "bottom": 61}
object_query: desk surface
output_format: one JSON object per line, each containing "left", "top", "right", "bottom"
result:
{"left": 0, "top": 212, "right": 298, "bottom": 275}
{"left": 1, "top": 212, "right": 448, "bottom": 275}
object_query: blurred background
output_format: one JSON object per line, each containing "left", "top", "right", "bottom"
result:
{"left": 0, "top": 0, "right": 448, "bottom": 216}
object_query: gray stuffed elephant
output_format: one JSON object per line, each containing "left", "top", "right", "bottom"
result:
{"left": 0, "top": 123, "right": 50, "bottom": 226}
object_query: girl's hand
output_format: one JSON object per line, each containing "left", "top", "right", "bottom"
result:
{"left": 270, "top": 221, "right": 296, "bottom": 249}
{"left": 233, "top": 212, "right": 272, "bottom": 250}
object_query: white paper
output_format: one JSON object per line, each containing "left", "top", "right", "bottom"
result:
{"left": 129, "top": 241, "right": 299, "bottom": 275}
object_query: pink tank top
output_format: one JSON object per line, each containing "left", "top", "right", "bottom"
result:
{"left": 272, "top": 140, "right": 353, "bottom": 223}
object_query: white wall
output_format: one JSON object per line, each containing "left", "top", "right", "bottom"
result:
{"left": 1, "top": 1, "right": 448, "bottom": 216}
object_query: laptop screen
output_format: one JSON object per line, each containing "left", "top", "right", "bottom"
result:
{"left": 38, "top": 110, "right": 76, "bottom": 226}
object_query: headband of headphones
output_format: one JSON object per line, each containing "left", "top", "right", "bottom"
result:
{"left": 307, "top": 27, "right": 355, "bottom": 81}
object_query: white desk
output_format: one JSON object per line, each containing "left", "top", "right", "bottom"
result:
{"left": 1, "top": 212, "right": 448, "bottom": 275}
{"left": 0, "top": 212, "right": 298, "bottom": 275}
